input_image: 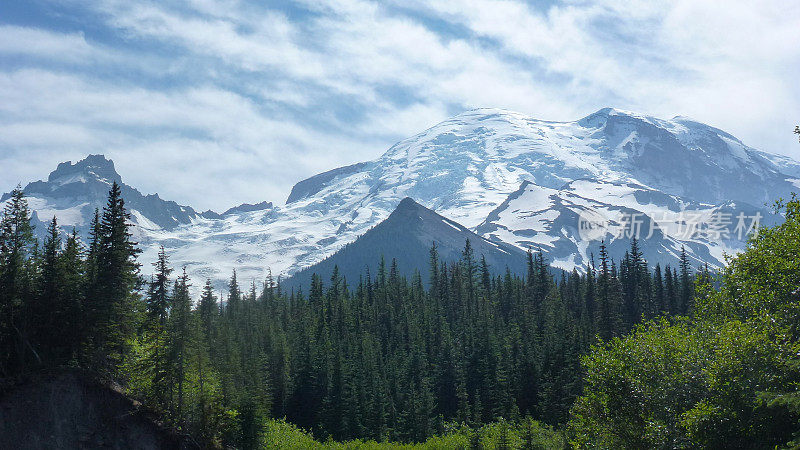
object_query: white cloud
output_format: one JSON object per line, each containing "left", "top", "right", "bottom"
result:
{"left": 1, "top": 0, "right": 798, "bottom": 210}
{"left": 0, "top": 25, "right": 96, "bottom": 62}
{"left": 0, "top": 69, "right": 379, "bottom": 209}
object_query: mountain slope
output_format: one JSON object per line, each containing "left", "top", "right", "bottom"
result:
{"left": 0, "top": 370, "right": 196, "bottom": 449}
{"left": 1, "top": 155, "right": 201, "bottom": 236}
{"left": 283, "top": 198, "right": 528, "bottom": 291}
{"left": 4, "top": 108, "right": 799, "bottom": 289}
{"left": 476, "top": 178, "right": 778, "bottom": 270}
{"left": 240, "top": 107, "right": 795, "bottom": 277}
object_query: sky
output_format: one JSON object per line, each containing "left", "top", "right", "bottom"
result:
{"left": 1, "top": 0, "right": 799, "bottom": 212}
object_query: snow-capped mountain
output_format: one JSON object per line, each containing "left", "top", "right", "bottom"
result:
{"left": 475, "top": 178, "right": 778, "bottom": 271}
{"left": 4, "top": 108, "right": 798, "bottom": 289}
{"left": 1, "top": 155, "right": 203, "bottom": 240}
{"left": 215, "top": 107, "right": 789, "bottom": 280}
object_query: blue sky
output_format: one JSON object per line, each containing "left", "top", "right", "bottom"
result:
{"left": 1, "top": 0, "right": 799, "bottom": 211}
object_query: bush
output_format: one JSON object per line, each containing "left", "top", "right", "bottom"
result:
{"left": 261, "top": 418, "right": 563, "bottom": 449}
{"left": 568, "top": 196, "right": 800, "bottom": 448}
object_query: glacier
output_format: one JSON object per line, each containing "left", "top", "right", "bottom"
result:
{"left": 3, "top": 107, "right": 797, "bottom": 291}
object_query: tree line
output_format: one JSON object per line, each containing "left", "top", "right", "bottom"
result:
{"left": 1, "top": 182, "right": 703, "bottom": 447}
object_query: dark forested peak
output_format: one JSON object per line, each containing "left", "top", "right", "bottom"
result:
{"left": 385, "top": 197, "right": 473, "bottom": 234}
{"left": 284, "top": 196, "right": 527, "bottom": 291}
{"left": 390, "top": 197, "right": 426, "bottom": 216}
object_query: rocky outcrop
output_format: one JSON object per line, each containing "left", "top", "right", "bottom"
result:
{"left": 0, "top": 370, "right": 197, "bottom": 450}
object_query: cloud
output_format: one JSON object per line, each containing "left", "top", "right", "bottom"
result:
{"left": 0, "top": 25, "right": 97, "bottom": 62}
{"left": 0, "top": 0, "right": 798, "bottom": 210}
{"left": 0, "top": 69, "right": 379, "bottom": 209}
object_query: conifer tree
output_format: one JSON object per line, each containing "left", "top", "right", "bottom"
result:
{"left": 147, "top": 246, "right": 172, "bottom": 326}
{"left": 679, "top": 246, "right": 693, "bottom": 314}
{"left": 653, "top": 263, "right": 665, "bottom": 314}
{"left": 595, "top": 241, "right": 619, "bottom": 340}
{"left": 0, "top": 186, "right": 37, "bottom": 372}
{"left": 35, "top": 217, "right": 62, "bottom": 359}
{"left": 85, "top": 181, "right": 141, "bottom": 374}
{"left": 59, "top": 229, "right": 85, "bottom": 360}
{"left": 169, "top": 268, "right": 192, "bottom": 423}
{"left": 198, "top": 279, "right": 218, "bottom": 349}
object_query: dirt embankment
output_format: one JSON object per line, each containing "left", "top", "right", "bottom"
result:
{"left": 0, "top": 369, "right": 198, "bottom": 450}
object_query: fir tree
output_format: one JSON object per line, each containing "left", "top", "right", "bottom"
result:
{"left": 679, "top": 246, "right": 693, "bottom": 314}
{"left": 147, "top": 246, "right": 172, "bottom": 327}
{"left": 0, "top": 186, "right": 38, "bottom": 372}
{"left": 85, "top": 181, "right": 141, "bottom": 374}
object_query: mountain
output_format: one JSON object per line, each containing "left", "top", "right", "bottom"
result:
{"left": 278, "top": 107, "right": 792, "bottom": 232}
{"left": 0, "top": 154, "right": 201, "bottom": 238}
{"left": 4, "top": 108, "right": 799, "bottom": 290}
{"left": 283, "top": 197, "right": 528, "bottom": 291}
{"left": 753, "top": 150, "right": 800, "bottom": 179}
{"left": 475, "top": 178, "right": 779, "bottom": 270}
{"left": 220, "top": 107, "right": 793, "bottom": 279}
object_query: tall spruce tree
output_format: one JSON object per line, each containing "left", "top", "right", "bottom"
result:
{"left": 169, "top": 267, "right": 193, "bottom": 423}
{"left": 147, "top": 246, "right": 172, "bottom": 326}
{"left": 0, "top": 186, "right": 37, "bottom": 372}
{"left": 679, "top": 246, "right": 693, "bottom": 314}
{"left": 85, "top": 181, "right": 141, "bottom": 374}
{"left": 59, "top": 229, "right": 85, "bottom": 360}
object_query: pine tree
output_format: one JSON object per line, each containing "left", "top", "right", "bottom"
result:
{"left": 35, "top": 217, "right": 62, "bottom": 359}
{"left": 665, "top": 265, "right": 677, "bottom": 314}
{"left": 85, "top": 181, "right": 141, "bottom": 374}
{"left": 651, "top": 264, "right": 663, "bottom": 314}
{"left": 198, "top": 279, "right": 218, "bottom": 350}
{"left": 31, "top": 217, "right": 83, "bottom": 363}
{"left": 462, "top": 240, "right": 478, "bottom": 310}
{"left": 679, "top": 246, "right": 693, "bottom": 314}
{"left": 496, "top": 418, "right": 512, "bottom": 449}
{"left": 227, "top": 270, "right": 241, "bottom": 318}
{"left": 429, "top": 242, "right": 440, "bottom": 301}
{"left": 595, "top": 241, "right": 617, "bottom": 340}
{"left": 143, "top": 246, "right": 173, "bottom": 409}
{"left": 584, "top": 256, "right": 596, "bottom": 331}
{"left": 83, "top": 208, "right": 101, "bottom": 323}
{"left": 169, "top": 267, "right": 192, "bottom": 424}
{"left": 0, "top": 186, "right": 38, "bottom": 372}
{"left": 59, "top": 229, "right": 85, "bottom": 360}
{"left": 147, "top": 246, "right": 172, "bottom": 327}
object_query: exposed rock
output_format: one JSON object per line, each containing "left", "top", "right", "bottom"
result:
{"left": 0, "top": 370, "right": 198, "bottom": 450}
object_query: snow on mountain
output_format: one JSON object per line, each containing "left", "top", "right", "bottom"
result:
{"left": 5, "top": 108, "right": 799, "bottom": 290}
{"left": 1, "top": 155, "right": 202, "bottom": 234}
{"left": 475, "top": 178, "right": 778, "bottom": 271}
{"left": 752, "top": 150, "right": 800, "bottom": 180}
{"left": 222, "top": 107, "right": 793, "bottom": 279}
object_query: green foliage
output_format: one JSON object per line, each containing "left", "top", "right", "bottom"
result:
{"left": 260, "top": 417, "right": 562, "bottom": 449}
{"left": 569, "top": 195, "right": 800, "bottom": 448}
